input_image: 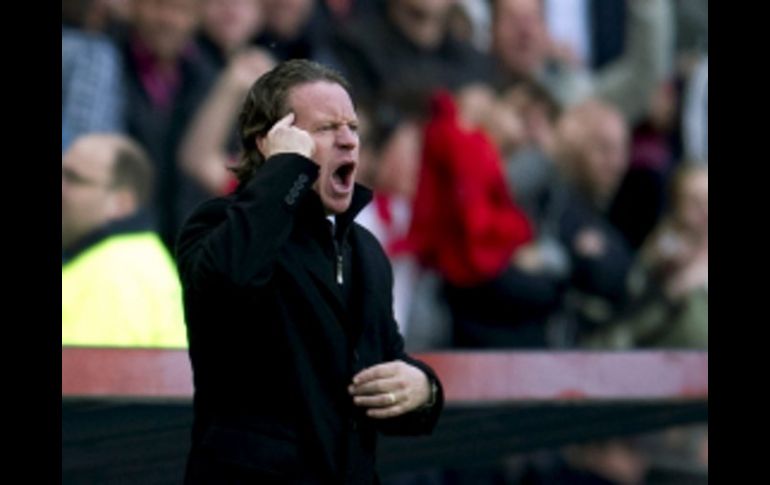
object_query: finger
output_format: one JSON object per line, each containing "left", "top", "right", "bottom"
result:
{"left": 366, "top": 404, "right": 409, "bottom": 419}
{"left": 270, "top": 112, "right": 295, "bottom": 132}
{"left": 353, "top": 391, "right": 400, "bottom": 408}
{"left": 352, "top": 362, "right": 399, "bottom": 386}
{"left": 349, "top": 377, "right": 401, "bottom": 396}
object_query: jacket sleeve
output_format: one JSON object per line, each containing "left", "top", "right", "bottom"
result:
{"left": 592, "top": 0, "right": 674, "bottom": 124}
{"left": 377, "top": 349, "right": 445, "bottom": 437}
{"left": 376, "top": 326, "right": 445, "bottom": 436}
{"left": 176, "top": 154, "right": 319, "bottom": 291}
{"left": 370, "top": 238, "right": 445, "bottom": 436}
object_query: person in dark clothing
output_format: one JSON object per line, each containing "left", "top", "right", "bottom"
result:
{"left": 546, "top": 99, "right": 635, "bottom": 344}
{"left": 253, "top": 0, "right": 325, "bottom": 62}
{"left": 195, "top": 0, "right": 266, "bottom": 71}
{"left": 177, "top": 59, "right": 443, "bottom": 484}
{"left": 117, "top": 0, "right": 219, "bottom": 251}
{"left": 326, "top": 0, "right": 494, "bottom": 108}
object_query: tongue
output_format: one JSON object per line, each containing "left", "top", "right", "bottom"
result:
{"left": 332, "top": 171, "right": 349, "bottom": 192}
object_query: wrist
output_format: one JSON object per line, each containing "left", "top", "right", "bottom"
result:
{"left": 420, "top": 377, "right": 438, "bottom": 409}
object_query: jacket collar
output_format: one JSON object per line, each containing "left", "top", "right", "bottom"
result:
{"left": 286, "top": 184, "right": 373, "bottom": 320}
{"left": 62, "top": 210, "right": 156, "bottom": 265}
{"left": 296, "top": 183, "right": 373, "bottom": 242}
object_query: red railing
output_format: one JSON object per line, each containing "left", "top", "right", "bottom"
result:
{"left": 61, "top": 347, "right": 707, "bottom": 402}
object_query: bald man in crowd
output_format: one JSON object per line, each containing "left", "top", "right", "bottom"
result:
{"left": 548, "top": 100, "right": 635, "bottom": 342}
{"left": 62, "top": 133, "right": 186, "bottom": 348}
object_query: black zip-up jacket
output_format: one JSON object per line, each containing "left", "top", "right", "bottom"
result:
{"left": 177, "top": 154, "right": 443, "bottom": 484}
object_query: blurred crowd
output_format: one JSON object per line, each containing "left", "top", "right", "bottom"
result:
{"left": 62, "top": 1, "right": 707, "bottom": 482}
{"left": 62, "top": 0, "right": 707, "bottom": 352}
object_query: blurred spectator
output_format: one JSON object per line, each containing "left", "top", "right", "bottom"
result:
{"left": 491, "top": 0, "right": 674, "bottom": 125}
{"left": 500, "top": 78, "right": 562, "bottom": 222}
{"left": 673, "top": 0, "right": 707, "bottom": 76}
{"left": 103, "top": 0, "right": 133, "bottom": 24}
{"left": 554, "top": 100, "right": 631, "bottom": 227}
{"left": 178, "top": 0, "right": 274, "bottom": 196}
{"left": 682, "top": 54, "right": 708, "bottom": 164}
{"left": 543, "top": 0, "right": 627, "bottom": 71}
{"left": 584, "top": 163, "right": 707, "bottom": 349}
{"left": 594, "top": 0, "right": 707, "bottom": 250}
{"left": 609, "top": 79, "right": 680, "bottom": 249}
{"left": 62, "top": 134, "right": 187, "bottom": 348}
{"left": 354, "top": 95, "right": 453, "bottom": 350}
{"left": 196, "top": 0, "right": 266, "bottom": 69}
{"left": 100, "top": 0, "right": 134, "bottom": 38}
{"left": 117, "top": 0, "right": 218, "bottom": 251}
{"left": 446, "top": 2, "right": 475, "bottom": 47}
{"left": 545, "top": 99, "right": 635, "bottom": 344}
{"left": 177, "top": 49, "right": 275, "bottom": 196}
{"left": 62, "top": 0, "right": 126, "bottom": 151}
{"left": 614, "top": 1, "right": 708, "bottom": 253}
{"left": 669, "top": 1, "right": 705, "bottom": 169}
{"left": 447, "top": 0, "right": 492, "bottom": 53}
{"left": 404, "top": 89, "right": 563, "bottom": 348}
{"left": 64, "top": 0, "right": 115, "bottom": 31}
{"left": 497, "top": 82, "right": 577, "bottom": 319}
{"left": 254, "top": 0, "right": 326, "bottom": 61}
{"left": 326, "top": 0, "right": 494, "bottom": 108}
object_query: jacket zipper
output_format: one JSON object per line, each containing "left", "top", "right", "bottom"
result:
{"left": 332, "top": 237, "right": 343, "bottom": 285}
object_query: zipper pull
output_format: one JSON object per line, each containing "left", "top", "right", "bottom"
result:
{"left": 337, "top": 254, "right": 344, "bottom": 285}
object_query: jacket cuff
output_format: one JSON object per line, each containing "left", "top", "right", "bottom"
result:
{"left": 241, "top": 153, "right": 319, "bottom": 211}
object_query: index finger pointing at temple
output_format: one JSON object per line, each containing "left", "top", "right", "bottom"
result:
{"left": 352, "top": 362, "right": 398, "bottom": 385}
{"left": 271, "top": 112, "right": 295, "bottom": 132}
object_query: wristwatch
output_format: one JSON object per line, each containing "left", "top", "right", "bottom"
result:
{"left": 421, "top": 377, "right": 439, "bottom": 409}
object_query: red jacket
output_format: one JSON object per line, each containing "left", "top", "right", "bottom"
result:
{"left": 402, "top": 91, "right": 533, "bottom": 287}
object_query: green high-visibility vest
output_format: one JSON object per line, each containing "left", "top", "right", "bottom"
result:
{"left": 62, "top": 232, "right": 187, "bottom": 348}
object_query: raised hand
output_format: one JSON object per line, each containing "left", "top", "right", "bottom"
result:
{"left": 259, "top": 112, "right": 316, "bottom": 160}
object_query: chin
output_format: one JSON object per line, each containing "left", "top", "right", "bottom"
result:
{"left": 322, "top": 197, "right": 352, "bottom": 215}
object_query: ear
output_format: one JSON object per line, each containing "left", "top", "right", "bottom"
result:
{"left": 256, "top": 135, "right": 268, "bottom": 160}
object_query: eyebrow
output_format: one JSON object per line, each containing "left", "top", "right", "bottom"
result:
{"left": 62, "top": 166, "right": 86, "bottom": 181}
{"left": 62, "top": 166, "right": 109, "bottom": 186}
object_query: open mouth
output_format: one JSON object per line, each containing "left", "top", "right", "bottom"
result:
{"left": 331, "top": 162, "right": 356, "bottom": 192}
